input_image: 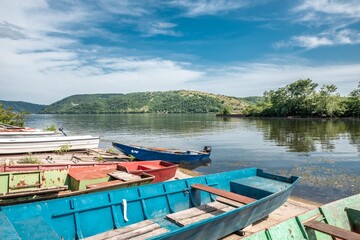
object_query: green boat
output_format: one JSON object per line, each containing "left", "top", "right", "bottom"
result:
{"left": 0, "top": 165, "right": 154, "bottom": 205}
{"left": 244, "top": 193, "right": 360, "bottom": 240}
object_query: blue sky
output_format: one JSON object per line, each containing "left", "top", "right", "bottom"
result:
{"left": 1, "top": 0, "right": 360, "bottom": 104}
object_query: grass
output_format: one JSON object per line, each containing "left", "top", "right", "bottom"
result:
{"left": 18, "top": 153, "right": 41, "bottom": 164}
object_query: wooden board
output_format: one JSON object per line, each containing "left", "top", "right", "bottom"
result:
{"left": 304, "top": 220, "right": 360, "bottom": 240}
{"left": 216, "top": 197, "right": 245, "bottom": 208}
{"left": 108, "top": 171, "right": 142, "bottom": 182}
{"left": 191, "top": 184, "right": 256, "bottom": 204}
{"left": 85, "top": 220, "right": 168, "bottom": 240}
{"left": 167, "top": 201, "right": 235, "bottom": 226}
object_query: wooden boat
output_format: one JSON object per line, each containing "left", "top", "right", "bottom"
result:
{"left": 0, "top": 160, "right": 178, "bottom": 183}
{"left": 0, "top": 168, "right": 299, "bottom": 239}
{"left": 243, "top": 193, "right": 360, "bottom": 240}
{"left": 0, "top": 135, "right": 100, "bottom": 154}
{"left": 0, "top": 165, "right": 154, "bottom": 205}
{"left": 112, "top": 142, "right": 212, "bottom": 163}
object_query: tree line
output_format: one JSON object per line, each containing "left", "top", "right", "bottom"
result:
{"left": 244, "top": 79, "right": 360, "bottom": 118}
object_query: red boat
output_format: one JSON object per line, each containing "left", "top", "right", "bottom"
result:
{"left": 0, "top": 160, "right": 178, "bottom": 183}
{"left": 117, "top": 160, "right": 178, "bottom": 183}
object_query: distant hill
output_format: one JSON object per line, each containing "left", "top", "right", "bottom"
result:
{"left": 0, "top": 100, "right": 47, "bottom": 113}
{"left": 40, "top": 91, "right": 249, "bottom": 114}
{"left": 240, "top": 96, "right": 264, "bottom": 104}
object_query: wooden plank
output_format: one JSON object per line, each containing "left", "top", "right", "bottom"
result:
{"left": 177, "top": 206, "right": 235, "bottom": 226}
{"left": 304, "top": 220, "right": 360, "bottom": 240}
{"left": 131, "top": 228, "right": 169, "bottom": 240}
{"left": 84, "top": 220, "right": 154, "bottom": 240}
{"left": 167, "top": 201, "right": 231, "bottom": 221}
{"left": 191, "top": 184, "right": 256, "bottom": 204}
{"left": 107, "top": 223, "right": 160, "bottom": 240}
{"left": 108, "top": 171, "right": 142, "bottom": 182}
{"left": 216, "top": 197, "right": 245, "bottom": 207}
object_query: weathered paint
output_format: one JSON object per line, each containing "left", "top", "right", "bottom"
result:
{"left": 0, "top": 169, "right": 69, "bottom": 194}
{"left": 244, "top": 193, "right": 360, "bottom": 240}
{"left": 0, "top": 167, "right": 155, "bottom": 205}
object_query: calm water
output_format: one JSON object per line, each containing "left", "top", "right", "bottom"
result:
{"left": 26, "top": 114, "right": 360, "bottom": 203}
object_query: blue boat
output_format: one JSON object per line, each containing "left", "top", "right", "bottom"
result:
{"left": 112, "top": 142, "right": 212, "bottom": 163}
{"left": 0, "top": 168, "right": 299, "bottom": 240}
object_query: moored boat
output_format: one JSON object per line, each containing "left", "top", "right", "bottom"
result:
{"left": 243, "top": 193, "right": 360, "bottom": 240}
{"left": 0, "top": 168, "right": 299, "bottom": 239}
{"left": 0, "top": 135, "right": 100, "bottom": 154}
{"left": 0, "top": 165, "right": 154, "bottom": 205}
{"left": 112, "top": 142, "right": 212, "bottom": 163}
{"left": 117, "top": 160, "right": 178, "bottom": 183}
{"left": 0, "top": 160, "right": 178, "bottom": 183}
{"left": 0, "top": 124, "right": 61, "bottom": 138}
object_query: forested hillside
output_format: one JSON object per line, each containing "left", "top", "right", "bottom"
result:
{"left": 40, "top": 90, "right": 248, "bottom": 114}
{"left": 0, "top": 100, "right": 46, "bottom": 113}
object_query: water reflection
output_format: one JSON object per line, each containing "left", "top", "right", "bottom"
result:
{"left": 180, "top": 158, "right": 212, "bottom": 170}
{"left": 250, "top": 118, "right": 359, "bottom": 153}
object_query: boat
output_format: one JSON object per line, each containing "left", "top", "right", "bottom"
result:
{"left": 0, "top": 160, "right": 178, "bottom": 183}
{"left": 0, "top": 168, "right": 299, "bottom": 239}
{"left": 0, "top": 124, "right": 61, "bottom": 138}
{"left": 0, "top": 135, "right": 100, "bottom": 154}
{"left": 117, "top": 160, "right": 178, "bottom": 183}
{"left": 0, "top": 165, "right": 154, "bottom": 205}
{"left": 243, "top": 193, "right": 360, "bottom": 240}
{"left": 112, "top": 142, "right": 212, "bottom": 163}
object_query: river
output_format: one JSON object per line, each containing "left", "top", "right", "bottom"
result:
{"left": 26, "top": 114, "right": 360, "bottom": 203}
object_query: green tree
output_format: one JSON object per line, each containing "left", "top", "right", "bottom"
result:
{"left": 346, "top": 82, "right": 360, "bottom": 117}
{"left": 0, "top": 104, "right": 29, "bottom": 127}
{"left": 314, "top": 84, "right": 345, "bottom": 117}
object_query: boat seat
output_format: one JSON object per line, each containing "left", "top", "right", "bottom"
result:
{"left": 84, "top": 220, "right": 169, "bottom": 240}
{"left": 191, "top": 184, "right": 256, "bottom": 204}
{"left": 167, "top": 201, "right": 236, "bottom": 226}
{"left": 86, "top": 180, "right": 122, "bottom": 189}
{"left": 304, "top": 220, "right": 360, "bottom": 240}
{"left": 108, "top": 171, "right": 142, "bottom": 181}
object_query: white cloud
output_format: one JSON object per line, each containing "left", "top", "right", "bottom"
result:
{"left": 191, "top": 62, "right": 360, "bottom": 97}
{"left": 170, "top": 0, "right": 249, "bottom": 16}
{"left": 295, "top": 0, "right": 360, "bottom": 19}
{"left": 276, "top": 29, "right": 360, "bottom": 49}
{"left": 276, "top": 0, "right": 360, "bottom": 49}
{"left": 141, "top": 22, "right": 182, "bottom": 37}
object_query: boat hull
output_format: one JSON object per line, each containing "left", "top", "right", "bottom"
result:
{"left": 112, "top": 142, "right": 211, "bottom": 163}
{"left": 243, "top": 193, "right": 360, "bottom": 240}
{"left": 117, "top": 160, "right": 178, "bottom": 183}
{"left": 0, "top": 166, "right": 154, "bottom": 205}
{"left": 0, "top": 168, "right": 299, "bottom": 240}
{"left": 0, "top": 161, "right": 178, "bottom": 183}
{"left": 0, "top": 135, "right": 100, "bottom": 154}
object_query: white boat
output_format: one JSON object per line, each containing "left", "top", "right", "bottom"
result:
{"left": 0, "top": 131, "right": 62, "bottom": 138}
{"left": 0, "top": 135, "right": 100, "bottom": 154}
{"left": 0, "top": 124, "right": 61, "bottom": 138}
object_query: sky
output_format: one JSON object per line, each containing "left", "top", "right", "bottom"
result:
{"left": 1, "top": 0, "right": 360, "bottom": 104}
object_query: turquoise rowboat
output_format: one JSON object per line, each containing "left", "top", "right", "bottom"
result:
{"left": 243, "top": 193, "right": 360, "bottom": 240}
{"left": 0, "top": 168, "right": 299, "bottom": 240}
